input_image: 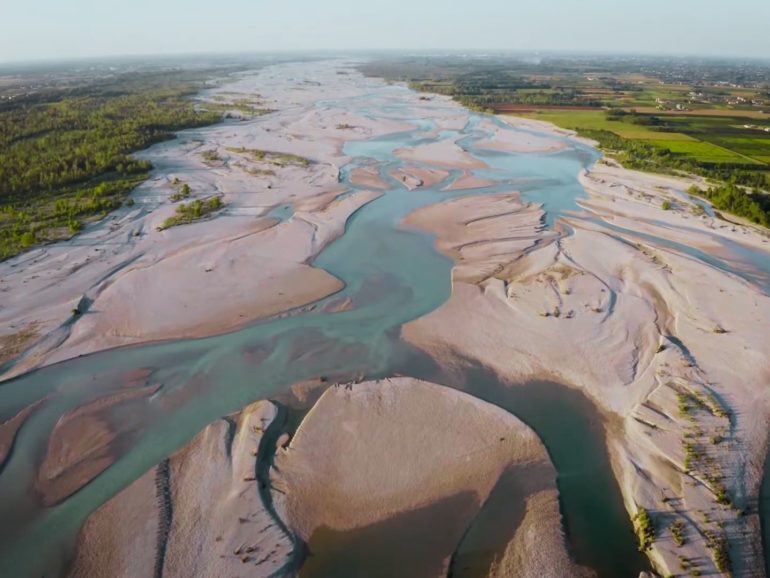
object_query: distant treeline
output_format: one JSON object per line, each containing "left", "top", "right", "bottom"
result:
{"left": 0, "top": 70, "right": 227, "bottom": 260}
{"left": 411, "top": 79, "right": 601, "bottom": 111}
{"left": 361, "top": 60, "right": 603, "bottom": 112}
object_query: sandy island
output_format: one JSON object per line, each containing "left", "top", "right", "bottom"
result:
{"left": 68, "top": 400, "right": 294, "bottom": 577}
{"left": 69, "top": 378, "right": 589, "bottom": 578}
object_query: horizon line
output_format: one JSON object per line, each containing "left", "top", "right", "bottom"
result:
{"left": 2, "top": 47, "right": 770, "bottom": 68}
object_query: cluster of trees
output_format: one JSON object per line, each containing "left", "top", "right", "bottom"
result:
{"left": 0, "top": 72, "right": 223, "bottom": 260}
{"left": 158, "top": 197, "right": 223, "bottom": 230}
{"left": 581, "top": 129, "right": 686, "bottom": 172}
{"left": 606, "top": 109, "right": 666, "bottom": 126}
{"left": 708, "top": 167, "right": 769, "bottom": 190}
{"left": 410, "top": 71, "right": 601, "bottom": 111}
{"left": 692, "top": 183, "right": 770, "bottom": 227}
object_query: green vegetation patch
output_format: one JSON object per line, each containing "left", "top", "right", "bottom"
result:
{"left": 201, "top": 150, "right": 222, "bottom": 162}
{"left": 226, "top": 147, "right": 312, "bottom": 167}
{"left": 524, "top": 110, "right": 696, "bottom": 141}
{"left": 670, "top": 519, "right": 686, "bottom": 547}
{"left": 170, "top": 183, "right": 192, "bottom": 202}
{"left": 197, "top": 98, "right": 273, "bottom": 118}
{"left": 705, "top": 531, "right": 731, "bottom": 573}
{"left": 691, "top": 184, "right": 770, "bottom": 227}
{"left": 634, "top": 507, "right": 655, "bottom": 552}
{"left": 157, "top": 197, "right": 224, "bottom": 230}
{"left": 647, "top": 139, "right": 762, "bottom": 165}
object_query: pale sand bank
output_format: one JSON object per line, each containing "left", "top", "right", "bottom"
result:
{"left": 404, "top": 192, "right": 550, "bottom": 283}
{"left": 390, "top": 166, "right": 450, "bottom": 190}
{"left": 69, "top": 379, "right": 588, "bottom": 578}
{"left": 37, "top": 385, "right": 160, "bottom": 506}
{"left": 274, "top": 378, "right": 590, "bottom": 578}
{"left": 442, "top": 170, "right": 498, "bottom": 191}
{"left": 579, "top": 161, "right": 770, "bottom": 256}
{"left": 0, "top": 398, "right": 46, "bottom": 472}
{"left": 475, "top": 118, "right": 568, "bottom": 154}
{"left": 498, "top": 115, "right": 599, "bottom": 149}
{"left": 349, "top": 165, "right": 389, "bottom": 190}
{"left": 401, "top": 122, "right": 770, "bottom": 575}
{"left": 396, "top": 138, "right": 487, "bottom": 169}
{"left": 68, "top": 401, "right": 293, "bottom": 578}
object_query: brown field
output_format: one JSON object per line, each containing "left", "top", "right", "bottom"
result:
{"left": 492, "top": 104, "right": 599, "bottom": 113}
{"left": 625, "top": 107, "right": 770, "bottom": 119}
{"left": 582, "top": 89, "right": 631, "bottom": 96}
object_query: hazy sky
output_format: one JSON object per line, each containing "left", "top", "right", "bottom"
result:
{"left": 2, "top": 0, "right": 769, "bottom": 63}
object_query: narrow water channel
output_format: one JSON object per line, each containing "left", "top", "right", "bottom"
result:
{"left": 398, "top": 350, "right": 651, "bottom": 578}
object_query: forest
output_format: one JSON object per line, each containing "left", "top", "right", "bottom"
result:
{"left": 0, "top": 69, "right": 225, "bottom": 260}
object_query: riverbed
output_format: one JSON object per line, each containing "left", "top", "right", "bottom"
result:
{"left": 1, "top": 60, "right": 769, "bottom": 577}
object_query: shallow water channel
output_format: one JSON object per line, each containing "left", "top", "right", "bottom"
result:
{"left": 1, "top": 67, "right": 769, "bottom": 577}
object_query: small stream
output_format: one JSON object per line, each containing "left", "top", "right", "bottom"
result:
{"left": 400, "top": 351, "right": 651, "bottom": 578}
{"left": 1, "top": 62, "right": 770, "bottom": 577}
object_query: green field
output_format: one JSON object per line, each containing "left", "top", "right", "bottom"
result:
{"left": 646, "top": 140, "right": 761, "bottom": 165}
{"left": 660, "top": 116, "right": 770, "bottom": 164}
{"left": 523, "top": 110, "right": 696, "bottom": 141}
{"left": 521, "top": 110, "right": 770, "bottom": 168}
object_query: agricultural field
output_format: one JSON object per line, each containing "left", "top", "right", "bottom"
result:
{"left": 661, "top": 116, "right": 770, "bottom": 163}
{"left": 521, "top": 110, "right": 697, "bottom": 141}
{"left": 645, "top": 140, "right": 757, "bottom": 165}
{"left": 523, "top": 109, "right": 770, "bottom": 167}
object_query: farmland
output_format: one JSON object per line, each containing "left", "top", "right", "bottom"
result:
{"left": 524, "top": 110, "right": 770, "bottom": 167}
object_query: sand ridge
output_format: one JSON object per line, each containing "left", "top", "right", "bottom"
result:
{"left": 68, "top": 401, "right": 295, "bottom": 578}
{"left": 67, "top": 379, "right": 591, "bottom": 577}
{"left": 403, "top": 116, "right": 770, "bottom": 577}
